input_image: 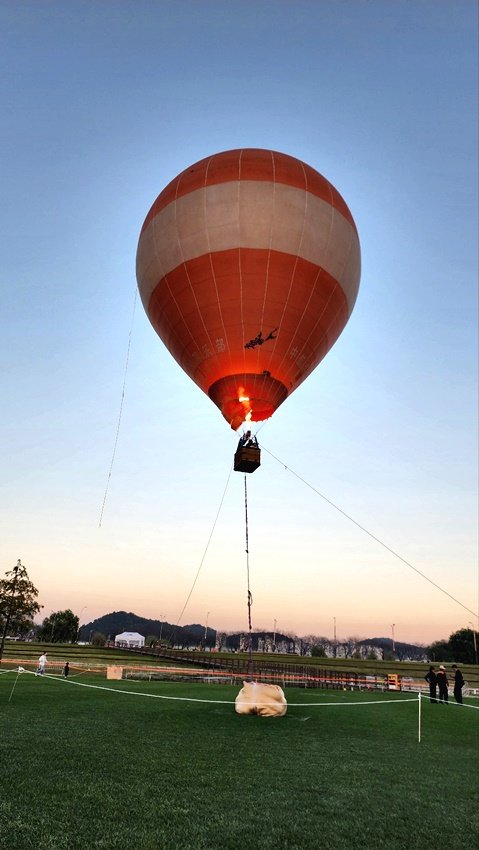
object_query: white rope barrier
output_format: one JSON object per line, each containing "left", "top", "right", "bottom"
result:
{"left": 418, "top": 691, "right": 478, "bottom": 711}
{"left": 3, "top": 667, "right": 477, "bottom": 747}
{"left": 15, "top": 670, "right": 421, "bottom": 707}
{"left": 3, "top": 669, "right": 478, "bottom": 709}
{"left": 3, "top": 669, "right": 478, "bottom": 708}
{"left": 3, "top": 670, "right": 478, "bottom": 745}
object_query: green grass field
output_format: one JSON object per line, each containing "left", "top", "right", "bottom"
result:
{"left": 1, "top": 669, "right": 478, "bottom": 850}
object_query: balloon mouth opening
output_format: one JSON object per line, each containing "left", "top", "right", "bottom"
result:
{"left": 208, "top": 374, "right": 288, "bottom": 430}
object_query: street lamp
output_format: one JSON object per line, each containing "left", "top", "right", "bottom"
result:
{"left": 204, "top": 612, "right": 210, "bottom": 649}
{"left": 273, "top": 618, "right": 277, "bottom": 652}
{"left": 391, "top": 624, "right": 396, "bottom": 653}
{"left": 50, "top": 611, "right": 57, "bottom": 642}
{"left": 159, "top": 615, "right": 165, "bottom": 644}
{"left": 469, "top": 622, "right": 478, "bottom": 665}
{"left": 76, "top": 606, "right": 87, "bottom": 642}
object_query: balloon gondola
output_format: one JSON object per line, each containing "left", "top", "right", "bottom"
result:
{"left": 234, "top": 431, "right": 261, "bottom": 474}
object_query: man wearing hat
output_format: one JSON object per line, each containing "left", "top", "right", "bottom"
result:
{"left": 436, "top": 665, "right": 449, "bottom": 703}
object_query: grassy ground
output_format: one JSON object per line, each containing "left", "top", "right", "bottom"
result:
{"left": 1, "top": 670, "right": 478, "bottom": 850}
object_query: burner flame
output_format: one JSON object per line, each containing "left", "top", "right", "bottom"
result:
{"left": 237, "top": 386, "right": 253, "bottom": 423}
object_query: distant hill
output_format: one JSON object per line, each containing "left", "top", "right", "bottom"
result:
{"left": 78, "top": 611, "right": 214, "bottom": 647}
{"left": 359, "top": 637, "right": 427, "bottom": 661}
{"left": 78, "top": 612, "right": 426, "bottom": 659}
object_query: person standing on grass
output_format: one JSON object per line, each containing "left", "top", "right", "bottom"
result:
{"left": 436, "top": 665, "right": 449, "bottom": 703}
{"left": 425, "top": 665, "right": 438, "bottom": 703}
{"left": 451, "top": 664, "right": 464, "bottom": 704}
{"left": 63, "top": 661, "right": 70, "bottom": 677}
{"left": 36, "top": 652, "right": 47, "bottom": 676}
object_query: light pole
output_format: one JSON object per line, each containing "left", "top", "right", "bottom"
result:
{"left": 273, "top": 618, "right": 277, "bottom": 652}
{"left": 333, "top": 617, "right": 337, "bottom": 657}
{"left": 204, "top": 612, "right": 210, "bottom": 649}
{"left": 50, "top": 611, "right": 57, "bottom": 642}
{"left": 469, "top": 622, "right": 478, "bottom": 665}
{"left": 159, "top": 615, "right": 165, "bottom": 644}
{"left": 391, "top": 624, "right": 396, "bottom": 653}
{"left": 76, "top": 606, "right": 87, "bottom": 642}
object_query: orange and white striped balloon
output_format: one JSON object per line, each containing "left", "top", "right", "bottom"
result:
{"left": 136, "top": 149, "right": 360, "bottom": 430}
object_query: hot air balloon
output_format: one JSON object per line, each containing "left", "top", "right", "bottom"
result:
{"left": 136, "top": 149, "right": 360, "bottom": 433}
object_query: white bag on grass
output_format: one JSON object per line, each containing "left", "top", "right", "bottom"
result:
{"left": 235, "top": 681, "right": 287, "bottom": 717}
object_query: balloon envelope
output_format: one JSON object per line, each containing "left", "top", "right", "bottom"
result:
{"left": 136, "top": 149, "right": 360, "bottom": 429}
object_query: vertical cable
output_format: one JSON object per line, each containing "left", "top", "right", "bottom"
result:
{"left": 98, "top": 289, "right": 137, "bottom": 528}
{"left": 244, "top": 475, "right": 254, "bottom": 678}
{"left": 418, "top": 691, "right": 422, "bottom": 744}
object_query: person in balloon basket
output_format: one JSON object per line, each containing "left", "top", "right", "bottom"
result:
{"left": 436, "top": 665, "right": 449, "bottom": 703}
{"left": 424, "top": 665, "right": 437, "bottom": 704}
{"left": 451, "top": 664, "right": 464, "bottom": 704}
{"left": 238, "top": 431, "right": 258, "bottom": 449}
{"left": 36, "top": 652, "right": 47, "bottom": 676}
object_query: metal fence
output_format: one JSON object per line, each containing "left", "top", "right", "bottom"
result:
{"left": 114, "top": 645, "right": 404, "bottom": 691}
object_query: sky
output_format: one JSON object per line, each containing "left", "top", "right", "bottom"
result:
{"left": 1, "top": 0, "right": 477, "bottom": 647}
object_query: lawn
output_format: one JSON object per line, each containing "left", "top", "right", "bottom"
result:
{"left": 0, "top": 670, "right": 477, "bottom": 850}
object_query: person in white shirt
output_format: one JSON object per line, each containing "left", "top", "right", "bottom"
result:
{"left": 36, "top": 653, "right": 47, "bottom": 675}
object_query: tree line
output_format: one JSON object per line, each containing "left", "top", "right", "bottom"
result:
{"left": 0, "top": 560, "right": 477, "bottom": 664}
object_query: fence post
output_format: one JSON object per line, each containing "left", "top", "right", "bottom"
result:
{"left": 418, "top": 691, "right": 421, "bottom": 743}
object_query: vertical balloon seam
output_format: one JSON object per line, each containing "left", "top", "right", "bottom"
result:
{"left": 275, "top": 191, "right": 334, "bottom": 384}
{"left": 274, "top": 263, "right": 321, "bottom": 385}
{"left": 172, "top": 156, "right": 206, "bottom": 376}
{"left": 272, "top": 160, "right": 309, "bottom": 389}
{"left": 237, "top": 154, "right": 247, "bottom": 389}
{"left": 204, "top": 153, "right": 235, "bottom": 385}
{"left": 258, "top": 149, "right": 276, "bottom": 353}
{"left": 176, "top": 180, "right": 219, "bottom": 377}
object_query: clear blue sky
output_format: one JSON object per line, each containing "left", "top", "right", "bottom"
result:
{"left": 1, "top": 1, "right": 477, "bottom": 645}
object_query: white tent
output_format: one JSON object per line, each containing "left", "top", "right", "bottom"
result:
{"left": 115, "top": 631, "right": 145, "bottom": 648}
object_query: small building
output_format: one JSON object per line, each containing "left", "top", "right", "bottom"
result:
{"left": 115, "top": 631, "right": 145, "bottom": 648}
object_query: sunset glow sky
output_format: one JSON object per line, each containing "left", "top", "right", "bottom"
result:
{"left": 1, "top": 1, "right": 477, "bottom": 646}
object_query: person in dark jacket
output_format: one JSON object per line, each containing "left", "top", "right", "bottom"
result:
{"left": 425, "top": 665, "right": 437, "bottom": 703}
{"left": 436, "top": 665, "right": 449, "bottom": 703}
{"left": 451, "top": 664, "right": 464, "bottom": 704}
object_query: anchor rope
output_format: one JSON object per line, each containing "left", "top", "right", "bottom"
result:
{"left": 98, "top": 288, "right": 137, "bottom": 528}
{"left": 244, "top": 475, "right": 254, "bottom": 678}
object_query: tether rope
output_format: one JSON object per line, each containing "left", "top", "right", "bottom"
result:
{"left": 98, "top": 288, "right": 137, "bottom": 528}
{"left": 261, "top": 444, "right": 478, "bottom": 619}
{"left": 244, "top": 475, "right": 254, "bottom": 678}
{"left": 168, "top": 463, "right": 233, "bottom": 645}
